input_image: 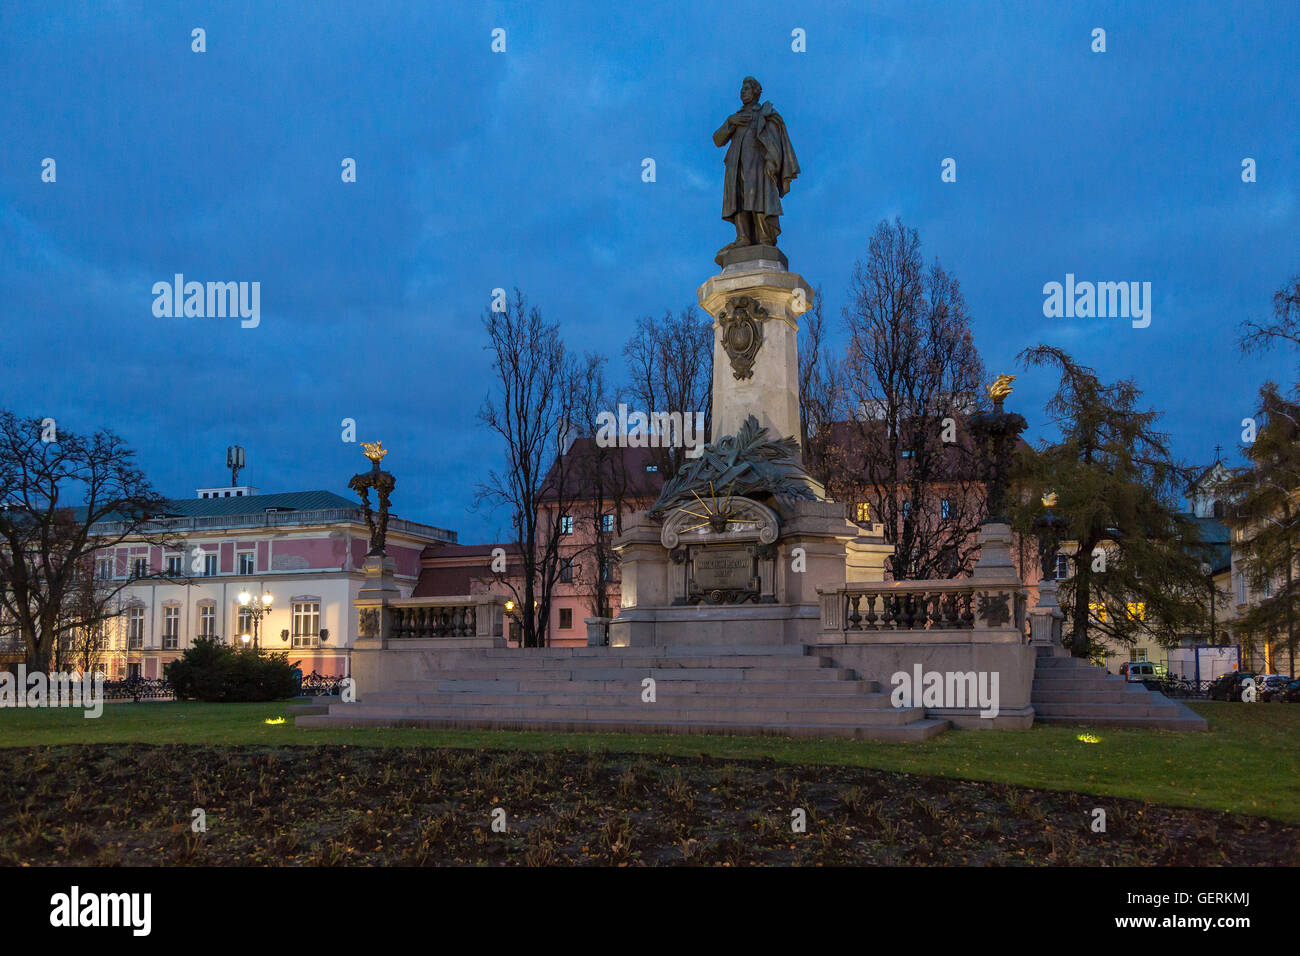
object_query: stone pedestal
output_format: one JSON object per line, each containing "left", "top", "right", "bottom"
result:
{"left": 610, "top": 500, "right": 892, "bottom": 647}
{"left": 971, "top": 521, "right": 1020, "bottom": 585}
{"left": 1029, "top": 576, "right": 1066, "bottom": 656}
{"left": 354, "top": 554, "right": 399, "bottom": 649}
{"left": 698, "top": 260, "right": 813, "bottom": 457}
{"left": 584, "top": 617, "right": 610, "bottom": 647}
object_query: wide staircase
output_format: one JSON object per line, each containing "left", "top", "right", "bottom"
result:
{"left": 296, "top": 643, "right": 949, "bottom": 741}
{"left": 1031, "top": 653, "right": 1208, "bottom": 731}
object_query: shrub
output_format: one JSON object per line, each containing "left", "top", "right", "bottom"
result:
{"left": 165, "top": 636, "right": 300, "bottom": 702}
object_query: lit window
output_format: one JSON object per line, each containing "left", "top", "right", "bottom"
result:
{"left": 236, "top": 607, "right": 253, "bottom": 641}
{"left": 1129, "top": 648, "right": 1148, "bottom": 662}
{"left": 1127, "top": 602, "right": 1146, "bottom": 621}
{"left": 127, "top": 608, "right": 145, "bottom": 649}
{"left": 292, "top": 601, "right": 321, "bottom": 648}
{"left": 855, "top": 502, "right": 870, "bottom": 523}
{"left": 162, "top": 607, "right": 180, "bottom": 649}
{"left": 600, "top": 514, "right": 615, "bottom": 533}
{"left": 1088, "top": 602, "right": 1107, "bottom": 622}
{"left": 559, "top": 515, "right": 574, "bottom": 535}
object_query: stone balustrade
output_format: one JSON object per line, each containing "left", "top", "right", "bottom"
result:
{"left": 390, "top": 602, "right": 479, "bottom": 639}
{"left": 818, "top": 579, "right": 1027, "bottom": 641}
{"left": 354, "top": 592, "right": 508, "bottom": 648}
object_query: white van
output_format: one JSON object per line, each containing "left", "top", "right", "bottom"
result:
{"left": 1125, "top": 661, "right": 1157, "bottom": 682}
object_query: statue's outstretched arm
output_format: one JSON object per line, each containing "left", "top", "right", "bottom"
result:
{"left": 712, "top": 119, "right": 734, "bottom": 148}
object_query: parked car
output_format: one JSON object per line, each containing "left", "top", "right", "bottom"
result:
{"left": 1261, "top": 676, "right": 1300, "bottom": 703}
{"left": 1208, "top": 672, "right": 1257, "bottom": 701}
{"left": 1125, "top": 661, "right": 1158, "bottom": 682}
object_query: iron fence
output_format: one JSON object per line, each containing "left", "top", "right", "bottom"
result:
{"left": 102, "top": 677, "right": 174, "bottom": 701}
{"left": 298, "top": 671, "right": 347, "bottom": 696}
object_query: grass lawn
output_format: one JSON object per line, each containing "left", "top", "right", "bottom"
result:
{"left": 1, "top": 698, "right": 1297, "bottom": 823}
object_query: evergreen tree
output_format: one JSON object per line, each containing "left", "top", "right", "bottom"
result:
{"left": 1224, "top": 382, "right": 1300, "bottom": 675}
{"left": 1014, "top": 347, "right": 1206, "bottom": 659}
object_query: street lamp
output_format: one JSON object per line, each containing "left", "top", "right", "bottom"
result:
{"left": 237, "top": 589, "right": 274, "bottom": 649}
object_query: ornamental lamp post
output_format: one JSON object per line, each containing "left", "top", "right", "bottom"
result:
{"left": 237, "top": 588, "right": 274, "bottom": 649}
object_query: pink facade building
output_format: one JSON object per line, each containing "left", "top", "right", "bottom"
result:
{"left": 90, "top": 486, "right": 455, "bottom": 678}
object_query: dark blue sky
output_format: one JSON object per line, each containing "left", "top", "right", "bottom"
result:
{"left": 3, "top": 1, "right": 1297, "bottom": 542}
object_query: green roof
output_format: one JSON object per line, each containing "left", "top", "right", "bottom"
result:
{"left": 151, "top": 490, "right": 359, "bottom": 518}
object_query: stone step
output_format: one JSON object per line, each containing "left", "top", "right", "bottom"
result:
{"left": 402, "top": 677, "right": 883, "bottom": 695}
{"left": 476, "top": 643, "right": 814, "bottom": 659}
{"left": 1034, "top": 657, "right": 1108, "bottom": 669}
{"left": 295, "top": 711, "right": 951, "bottom": 742}
{"left": 1032, "top": 675, "right": 1140, "bottom": 687}
{"left": 401, "top": 666, "right": 856, "bottom": 682}
{"left": 429, "top": 654, "right": 833, "bottom": 670}
{"left": 363, "top": 690, "right": 898, "bottom": 710}
{"left": 1032, "top": 701, "right": 1180, "bottom": 718}
{"left": 1031, "top": 686, "right": 1150, "bottom": 703}
{"left": 328, "top": 701, "right": 924, "bottom": 727}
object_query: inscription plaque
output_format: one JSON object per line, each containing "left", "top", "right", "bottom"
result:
{"left": 689, "top": 547, "right": 758, "bottom": 604}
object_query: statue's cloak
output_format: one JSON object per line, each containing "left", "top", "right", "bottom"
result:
{"left": 716, "top": 101, "right": 800, "bottom": 222}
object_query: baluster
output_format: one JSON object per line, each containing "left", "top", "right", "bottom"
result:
{"left": 864, "top": 593, "right": 879, "bottom": 630}
{"left": 960, "top": 589, "right": 976, "bottom": 628}
{"left": 846, "top": 593, "right": 862, "bottom": 630}
{"left": 465, "top": 606, "right": 476, "bottom": 636}
{"left": 902, "top": 593, "right": 917, "bottom": 629}
{"left": 452, "top": 607, "right": 464, "bottom": 635}
{"left": 879, "top": 594, "right": 895, "bottom": 629}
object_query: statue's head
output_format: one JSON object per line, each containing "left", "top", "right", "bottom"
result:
{"left": 740, "top": 76, "right": 761, "bottom": 105}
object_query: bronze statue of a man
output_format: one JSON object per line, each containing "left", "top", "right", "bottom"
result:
{"left": 713, "top": 76, "right": 800, "bottom": 263}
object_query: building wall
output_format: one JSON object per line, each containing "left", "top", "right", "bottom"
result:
{"left": 88, "top": 525, "right": 429, "bottom": 679}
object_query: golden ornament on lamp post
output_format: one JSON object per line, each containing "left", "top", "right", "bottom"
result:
{"left": 348, "top": 441, "right": 396, "bottom": 556}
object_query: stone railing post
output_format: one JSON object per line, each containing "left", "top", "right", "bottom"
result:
{"left": 354, "top": 554, "right": 399, "bottom": 649}
{"left": 1029, "top": 576, "right": 1065, "bottom": 654}
{"left": 584, "top": 616, "right": 611, "bottom": 647}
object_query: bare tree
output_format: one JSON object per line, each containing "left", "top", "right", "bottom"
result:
{"left": 567, "top": 354, "right": 635, "bottom": 622}
{"left": 0, "top": 411, "right": 172, "bottom": 671}
{"left": 623, "top": 306, "right": 713, "bottom": 481}
{"left": 836, "top": 219, "right": 987, "bottom": 579}
{"left": 798, "top": 284, "right": 846, "bottom": 489}
{"left": 1240, "top": 273, "right": 1300, "bottom": 358}
{"left": 477, "top": 291, "right": 582, "bottom": 648}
